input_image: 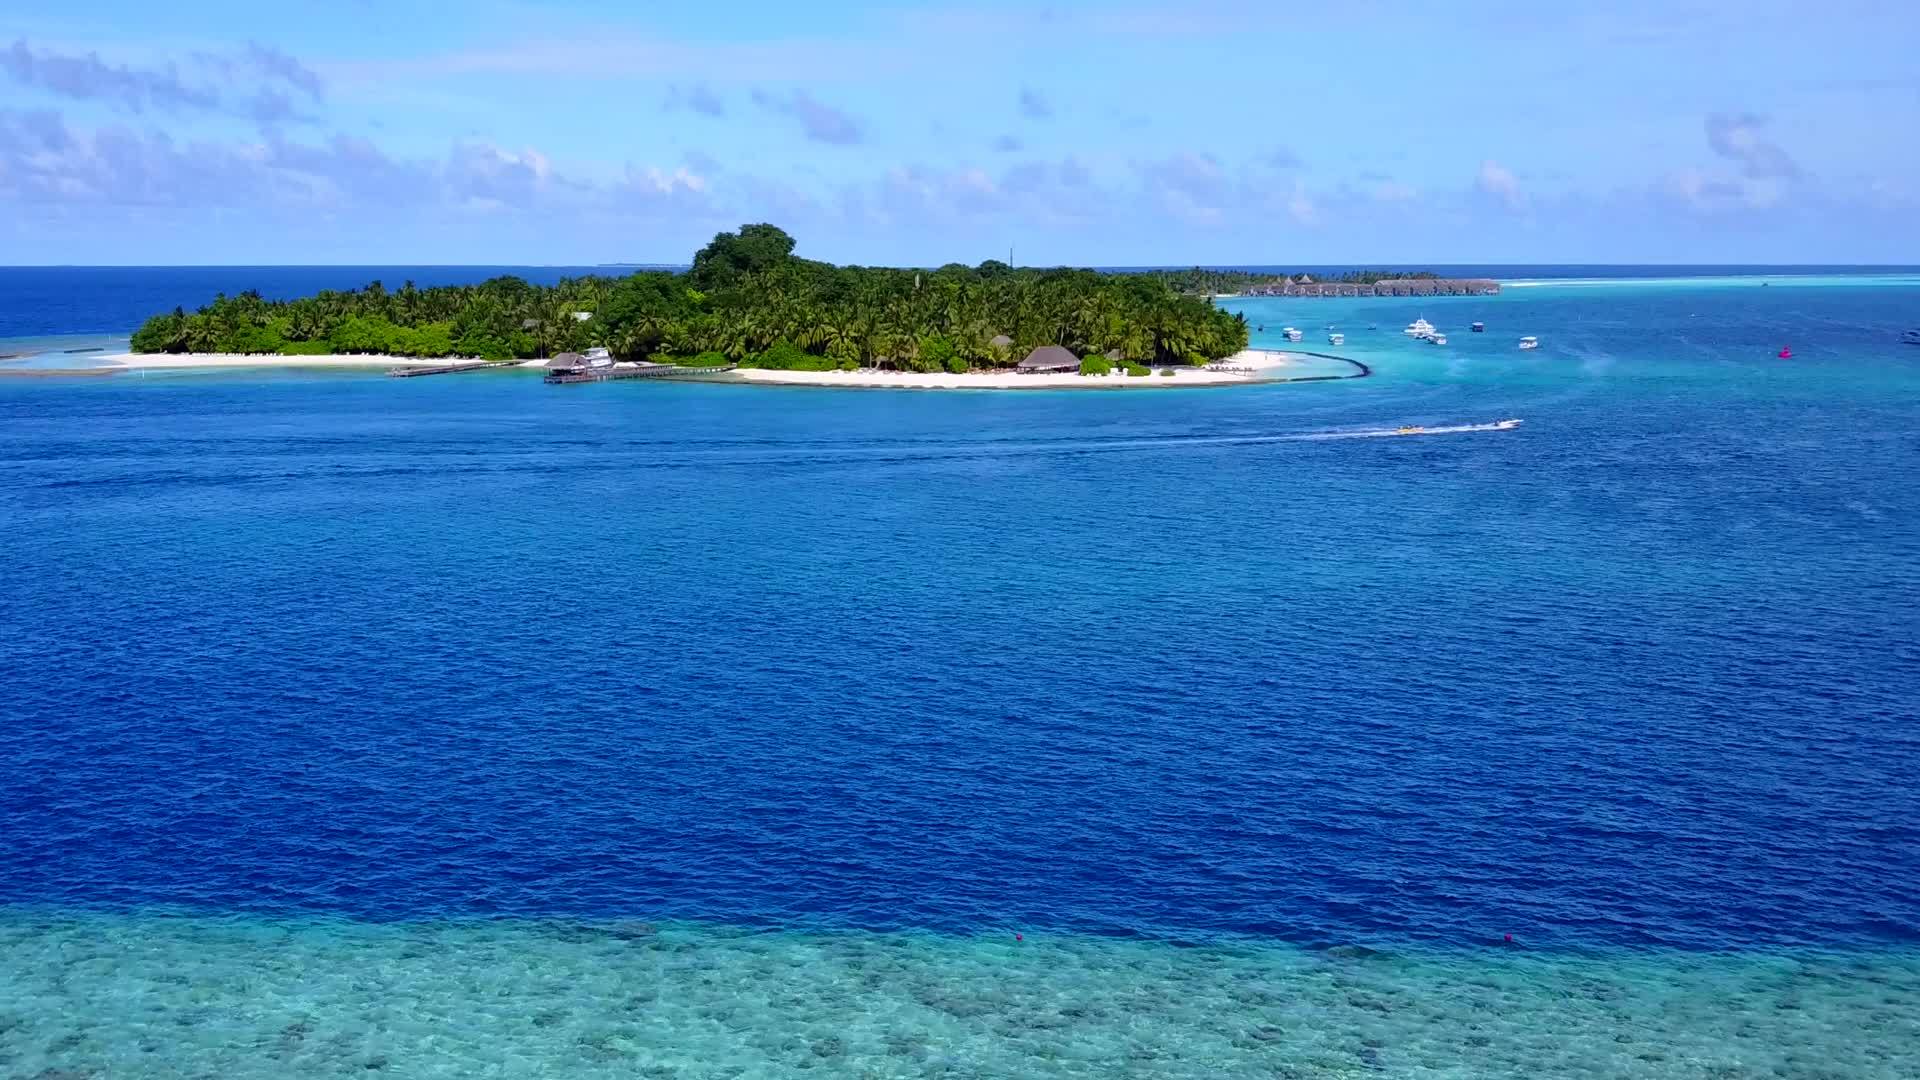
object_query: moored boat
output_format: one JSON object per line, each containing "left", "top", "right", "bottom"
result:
{"left": 1328, "top": 332, "right": 1345, "bottom": 346}
{"left": 1471, "top": 322, "right": 1485, "bottom": 332}
{"left": 1427, "top": 332, "right": 1448, "bottom": 345}
{"left": 1403, "top": 317, "right": 1437, "bottom": 338}
{"left": 1282, "top": 326, "right": 1304, "bottom": 342}
{"left": 1518, "top": 336, "right": 1539, "bottom": 350}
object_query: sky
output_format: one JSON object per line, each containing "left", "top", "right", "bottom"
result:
{"left": 2, "top": 0, "right": 1917, "bottom": 265}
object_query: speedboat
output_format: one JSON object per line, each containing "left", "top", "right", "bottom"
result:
{"left": 1404, "top": 317, "right": 1436, "bottom": 338}
{"left": 1518, "top": 336, "right": 1539, "bottom": 350}
{"left": 1327, "top": 332, "right": 1345, "bottom": 346}
{"left": 1427, "top": 332, "right": 1448, "bottom": 345}
{"left": 1471, "top": 322, "right": 1485, "bottom": 333}
{"left": 1904, "top": 329, "right": 1920, "bottom": 345}
{"left": 1493, "top": 418, "right": 1523, "bottom": 430}
{"left": 1282, "top": 326, "right": 1304, "bottom": 342}
{"left": 1395, "top": 425, "right": 1425, "bottom": 435}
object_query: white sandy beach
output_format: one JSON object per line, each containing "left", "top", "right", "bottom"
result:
{"left": 720, "top": 349, "right": 1293, "bottom": 390}
{"left": 93, "top": 349, "right": 1296, "bottom": 387}
{"left": 100, "top": 353, "right": 475, "bottom": 370}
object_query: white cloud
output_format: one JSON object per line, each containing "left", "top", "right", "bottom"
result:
{"left": 1705, "top": 113, "right": 1799, "bottom": 179}
{"left": 1371, "top": 180, "right": 1418, "bottom": 203}
{"left": 1286, "top": 180, "right": 1320, "bottom": 226}
{"left": 750, "top": 89, "right": 864, "bottom": 145}
{"left": 1475, "top": 160, "right": 1524, "bottom": 211}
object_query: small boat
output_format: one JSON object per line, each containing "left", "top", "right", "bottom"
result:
{"left": 1493, "top": 418, "right": 1523, "bottom": 430}
{"left": 1427, "top": 333, "right": 1448, "bottom": 345}
{"left": 1327, "top": 332, "right": 1345, "bottom": 346}
{"left": 1471, "top": 322, "right": 1485, "bottom": 333}
{"left": 1404, "top": 317, "right": 1437, "bottom": 338}
{"left": 1395, "top": 426, "right": 1425, "bottom": 435}
{"left": 1282, "top": 326, "right": 1304, "bottom": 342}
{"left": 1518, "top": 336, "right": 1539, "bottom": 350}
{"left": 1903, "top": 329, "right": 1920, "bottom": 345}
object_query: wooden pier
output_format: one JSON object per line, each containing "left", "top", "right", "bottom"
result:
{"left": 544, "top": 362, "right": 737, "bottom": 385}
{"left": 387, "top": 361, "right": 519, "bottom": 378}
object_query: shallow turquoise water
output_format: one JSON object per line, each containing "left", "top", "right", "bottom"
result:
{"left": 3, "top": 910, "right": 1916, "bottom": 1079}
{"left": 3, "top": 273, "right": 1919, "bottom": 1076}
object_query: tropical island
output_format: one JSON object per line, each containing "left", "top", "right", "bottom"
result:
{"left": 128, "top": 226, "right": 1254, "bottom": 382}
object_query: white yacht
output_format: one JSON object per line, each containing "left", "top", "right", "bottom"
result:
{"left": 1427, "top": 332, "right": 1448, "bottom": 345}
{"left": 1282, "top": 326, "right": 1304, "bottom": 342}
{"left": 1403, "top": 317, "right": 1437, "bottom": 339}
{"left": 1518, "top": 336, "right": 1540, "bottom": 350}
{"left": 1327, "top": 332, "right": 1345, "bottom": 346}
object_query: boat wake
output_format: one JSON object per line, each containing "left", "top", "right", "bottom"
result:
{"left": 1296, "top": 419, "right": 1523, "bottom": 440}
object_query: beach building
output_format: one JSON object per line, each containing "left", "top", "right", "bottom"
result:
{"left": 1017, "top": 345, "right": 1080, "bottom": 373}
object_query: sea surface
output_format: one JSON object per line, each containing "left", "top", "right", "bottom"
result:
{"left": 2, "top": 269, "right": 1919, "bottom": 1076}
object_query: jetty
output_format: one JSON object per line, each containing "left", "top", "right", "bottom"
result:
{"left": 1244, "top": 277, "right": 1500, "bottom": 298}
{"left": 544, "top": 359, "right": 738, "bottom": 385}
{"left": 387, "top": 361, "right": 519, "bottom": 378}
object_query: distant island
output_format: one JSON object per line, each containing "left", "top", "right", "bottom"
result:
{"left": 1145, "top": 268, "right": 1500, "bottom": 298}
{"left": 130, "top": 225, "right": 1250, "bottom": 373}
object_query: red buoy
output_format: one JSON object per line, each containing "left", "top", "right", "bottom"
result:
{"left": 1779, "top": 347, "right": 1793, "bottom": 359}
{"left": 1504, "top": 934, "right": 1513, "bottom": 943}
{"left": 1015, "top": 933, "right": 1023, "bottom": 942}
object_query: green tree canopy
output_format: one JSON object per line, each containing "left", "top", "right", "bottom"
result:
{"left": 688, "top": 223, "right": 798, "bottom": 292}
{"left": 131, "top": 227, "right": 1250, "bottom": 369}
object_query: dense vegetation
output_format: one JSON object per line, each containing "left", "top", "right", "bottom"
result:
{"left": 1144, "top": 267, "right": 1443, "bottom": 296}
{"left": 131, "top": 225, "right": 1249, "bottom": 368}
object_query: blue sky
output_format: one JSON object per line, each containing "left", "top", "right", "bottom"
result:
{"left": 3, "top": 0, "right": 1916, "bottom": 265}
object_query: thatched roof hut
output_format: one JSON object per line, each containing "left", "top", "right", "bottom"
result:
{"left": 547, "top": 352, "right": 586, "bottom": 370}
{"left": 1017, "top": 345, "right": 1080, "bottom": 372}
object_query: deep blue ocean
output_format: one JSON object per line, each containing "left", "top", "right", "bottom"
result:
{"left": 2, "top": 268, "right": 1918, "bottom": 1077}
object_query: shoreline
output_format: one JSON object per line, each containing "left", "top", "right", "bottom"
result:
{"left": 38, "top": 349, "right": 1310, "bottom": 389}
{"left": 100, "top": 352, "right": 504, "bottom": 370}
{"left": 718, "top": 349, "right": 1293, "bottom": 390}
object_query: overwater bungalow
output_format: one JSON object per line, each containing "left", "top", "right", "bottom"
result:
{"left": 1243, "top": 277, "right": 1500, "bottom": 299}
